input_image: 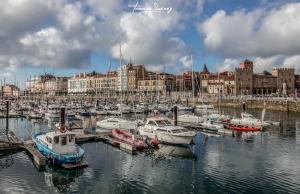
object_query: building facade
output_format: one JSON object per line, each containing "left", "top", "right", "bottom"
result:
{"left": 89, "top": 71, "right": 118, "bottom": 95}
{"left": 208, "top": 71, "right": 235, "bottom": 95}
{"left": 118, "top": 65, "right": 128, "bottom": 92}
{"left": 252, "top": 73, "right": 277, "bottom": 95}
{"left": 127, "top": 64, "right": 147, "bottom": 92}
{"left": 68, "top": 73, "right": 91, "bottom": 94}
{"left": 2, "top": 84, "right": 20, "bottom": 97}
{"left": 200, "top": 64, "right": 210, "bottom": 94}
{"left": 235, "top": 59, "right": 253, "bottom": 95}
{"left": 272, "top": 68, "right": 295, "bottom": 95}
{"left": 25, "top": 74, "right": 55, "bottom": 94}
{"left": 45, "top": 77, "right": 69, "bottom": 95}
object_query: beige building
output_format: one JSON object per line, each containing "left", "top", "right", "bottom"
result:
{"left": 208, "top": 72, "right": 235, "bottom": 95}
{"left": 45, "top": 77, "right": 69, "bottom": 95}
{"left": 89, "top": 71, "right": 118, "bottom": 95}
{"left": 68, "top": 72, "right": 97, "bottom": 94}
{"left": 26, "top": 74, "right": 55, "bottom": 94}
{"left": 138, "top": 79, "right": 166, "bottom": 93}
{"left": 2, "top": 84, "right": 20, "bottom": 97}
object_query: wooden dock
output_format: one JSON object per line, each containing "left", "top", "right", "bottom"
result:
{"left": 75, "top": 133, "right": 137, "bottom": 155}
{"left": 1, "top": 131, "right": 137, "bottom": 171}
{"left": 0, "top": 141, "right": 21, "bottom": 152}
{"left": 23, "top": 143, "right": 46, "bottom": 168}
{"left": 7, "top": 132, "right": 46, "bottom": 169}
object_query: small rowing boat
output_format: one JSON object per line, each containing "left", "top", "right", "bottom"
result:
{"left": 112, "top": 129, "right": 146, "bottom": 149}
{"left": 228, "top": 124, "right": 261, "bottom": 132}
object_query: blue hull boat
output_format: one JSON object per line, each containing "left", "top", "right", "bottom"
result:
{"left": 33, "top": 132, "right": 84, "bottom": 164}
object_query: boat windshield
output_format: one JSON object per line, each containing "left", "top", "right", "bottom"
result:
{"left": 156, "top": 120, "right": 172, "bottom": 126}
{"left": 67, "top": 114, "right": 76, "bottom": 121}
{"left": 170, "top": 129, "right": 182, "bottom": 133}
{"left": 243, "top": 114, "right": 255, "bottom": 119}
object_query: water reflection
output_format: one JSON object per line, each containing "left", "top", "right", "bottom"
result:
{"left": 0, "top": 152, "right": 14, "bottom": 170}
{"left": 44, "top": 166, "right": 84, "bottom": 193}
{"left": 157, "top": 144, "right": 197, "bottom": 160}
{"left": 0, "top": 108, "right": 300, "bottom": 194}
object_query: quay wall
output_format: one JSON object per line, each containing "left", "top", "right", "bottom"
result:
{"left": 205, "top": 99, "right": 300, "bottom": 113}
{"left": 6, "top": 94, "right": 300, "bottom": 113}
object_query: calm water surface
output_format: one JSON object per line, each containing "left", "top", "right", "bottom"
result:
{"left": 0, "top": 108, "right": 300, "bottom": 194}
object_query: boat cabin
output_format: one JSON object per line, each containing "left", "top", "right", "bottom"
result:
{"left": 156, "top": 126, "right": 190, "bottom": 134}
{"left": 241, "top": 113, "right": 255, "bottom": 119}
{"left": 39, "top": 131, "right": 77, "bottom": 155}
{"left": 146, "top": 117, "right": 173, "bottom": 126}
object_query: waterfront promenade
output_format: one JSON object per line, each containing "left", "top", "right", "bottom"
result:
{"left": 3, "top": 94, "right": 300, "bottom": 113}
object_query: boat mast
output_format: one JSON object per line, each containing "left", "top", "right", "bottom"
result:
{"left": 191, "top": 55, "right": 195, "bottom": 107}
{"left": 218, "top": 72, "right": 220, "bottom": 112}
{"left": 119, "top": 45, "right": 123, "bottom": 119}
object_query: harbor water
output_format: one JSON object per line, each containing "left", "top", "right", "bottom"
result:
{"left": 0, "top": 108, "right": 300, "bottom": 194}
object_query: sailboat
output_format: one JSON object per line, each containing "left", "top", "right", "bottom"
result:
{"left": 32, "top": 108, "right": 85, "bottom": 165}
{"left": 177, "top": 55, "right": 202, "bottom": 123}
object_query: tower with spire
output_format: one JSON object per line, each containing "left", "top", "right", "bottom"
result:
{"left": 200, "top": 64, "right": 210, "bottom": 93}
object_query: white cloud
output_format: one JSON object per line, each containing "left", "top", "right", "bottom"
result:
{"left": 217, "top": 58, "right": 240, "bottom": 72}
{"left": 0, "top": 0, "right": 206, "bottom": 74}
{"left": 110, "top": 0, "right": 199, "bottom": 68}
{"left": 180, "top": 55, "right": 193, "bottom": 68}
{"left": 283, "top": 55, "right": 300, "bottom": 72}
{"left": 200, "top": 2, "right": 300, "bottom": 73}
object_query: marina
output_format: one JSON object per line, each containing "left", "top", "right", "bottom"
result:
{"left": 0, "top": 98, "right": 299, "bottom": 193}
{"left": 1, "top": 0, "right": 300, "bottom": 193}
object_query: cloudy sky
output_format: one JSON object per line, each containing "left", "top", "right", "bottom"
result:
{"left": 1, "top": 0, "right": 300, "bottom": 87}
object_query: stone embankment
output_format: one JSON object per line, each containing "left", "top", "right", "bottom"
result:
{"left": 207, "top": 99, "right": 300, "bottom": 113}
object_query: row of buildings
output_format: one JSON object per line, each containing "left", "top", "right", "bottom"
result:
{"left": 201, "top": 59, "right": 298, "bottom": 96}
{"left": 1, "top": 59, "right": 298, "bottom": 97}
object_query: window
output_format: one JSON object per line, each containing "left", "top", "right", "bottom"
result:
{"left": 148, "top": 121, "right": 157, "bottom": 125}
{"left": 54, "top": 136, "right": 59, "bottom": 144}
{"left": 46, "top": 137, "right": 52, "bottom": 144}
{"left": 61, "top": 136, "right": 67, "bottom": 146}
{"left": 69, "top": 135, "right": 74, "bottom": 142}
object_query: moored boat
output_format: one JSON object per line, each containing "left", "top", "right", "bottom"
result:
{"left": 138, "top": 117, "right": 196, "bottom": 145}
{"left": 32, "top": 130, "right": 84, "bottom": 164}
{"left": 228, "top": 124, "right": 261, "bottom": 132}
{"left": 32, "top": 108, "right": 85, "bottom": 165}
{"left": 112, "top": 129, "right": 146, "bottom": 149}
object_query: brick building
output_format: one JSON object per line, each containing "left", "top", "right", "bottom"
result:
{"left": 235, "top": 59, "right": 253, "bottom": 95}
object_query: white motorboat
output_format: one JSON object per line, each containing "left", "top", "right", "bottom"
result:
{"left": 91, "top": 107, "right": 108, "bottom": 115}
{"left": 178, "top": 114, "right": 206, "bottom": 124}
{"left": 96, "top": 117, "right": 141, "bottom": 131}
{"left": 27, "top": 110, "right": 43, "bottom": 119}
{"left": 200, "top": 120, "right": 224, "bottom": 131}
{"left": 231, "top": 113, "right": 270, "bottom": 128}
{"left": 117, "top": 104, "right": 132, "bottom": 114}
{"left": 138, "top": 117, "right": 196, "bottom": 145}
{"left": 196, "top": 104, "right": 214, "bottom": 110}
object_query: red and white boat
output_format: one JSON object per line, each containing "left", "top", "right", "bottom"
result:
{"left": 228, "top": 124, "right": 261, "bottom": 132}
{"left": 112, "top": 129, "right": 149, "bottom": 149}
